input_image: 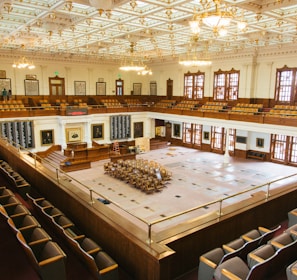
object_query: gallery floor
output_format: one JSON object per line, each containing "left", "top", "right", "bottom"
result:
{"left": 60, "top": 146, "right": 297, "bottom": 242}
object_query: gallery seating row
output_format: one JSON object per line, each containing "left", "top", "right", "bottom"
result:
{"left": 26, "top": 193, "right": 119, "bottom": 280}
{"left": 0, "top": 186, "right": 67, "bottom": 280}
{"left": 124, "top": 98, "right": 143, "bottom": 107}
{"left": 0, "top": 160, "right": 31, "bottom": 199}
{"left": 288, "top": 207, "right": 297, "bottom": 227}
{"left": 174, "top": 100, "right": 200, "bottom": 110}
{"left": 198, "top": 225, "right": 281, "bottom": 280}
{"left": 216, "top": 226, "right": 297, "bottom": 280}
{"left": 0, "top": 103, "right": 26, "bottom": 111}
{"left": 153, "top": 99, "right": 177, "bottom": 108}
{"left": 100, "top": 99, "right": 123, "bottom": 108}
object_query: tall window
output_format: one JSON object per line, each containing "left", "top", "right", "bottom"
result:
{"left": 275, "top": 66, "right": 297, "bottom": 103}
{"left": 193, "top": 124, "right": 202, "bottom": 147}
{"left": 213, "top": 68, "right": 239, "bottom": 101}
{"left": 289, "top": 136, "right": 297, "bottom": 164}
{"left": 184, "top": 71, "right": 204, "bottom": 99}
{"left": 183, "top": 122, "right": 192, "bottom": 144}
{"left": 271, "top": 134, "right": 297, "bottom": 165}
{"left": 211, "top": 126, "right": 224, "bottom": 152}
{"left": 228, "top": 128, "right": 235, "bottom": 153}
{"left": 182, "top": 123, "right": 202, "bottom": 147}
{"left": 271, "top": 134, "right": 287, "bottom": 162}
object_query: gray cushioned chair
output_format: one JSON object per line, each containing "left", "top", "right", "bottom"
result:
{"left": 287, "top": 260, "right": 297, "bottom": 280}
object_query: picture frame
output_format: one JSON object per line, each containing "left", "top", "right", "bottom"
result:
{"left": 96, "top": 82, "right": 106, "bottom": 95}
{"left": 24, "top": 79, "right": 39, "bottom": 96}
{"left": 74, "top": 81, "right": 86, "bottom": 95}
{"left": 92, "top": 124, "right": 104, "bottom": 140}
{"left": 256, "top": 138, "right": 264, "bottom": 148}
{"left": 133, "top": 83, "right": 142, "bottom": 95}
{"left": 134, "top": 122, "right": 143, "bottom": 138}
{"left": 41, "top": 129, "right": 54, "bottom": 146}
{"left": 66, "top": 127, "right": 82, "bottom": 143}
{"left": 173, "top": 123, "right": 181, "bottom": 138}
{"left": 150, "top": 82, "right": 157, "bottom": 95}
{"left": 236, "top": 136, "right": 247, "bottom": 144}
{"left": 0, "top": 78, "right": 11, "bottom": 91}
{"left": 204, "top": 131, "right": 210, "bottom": 140}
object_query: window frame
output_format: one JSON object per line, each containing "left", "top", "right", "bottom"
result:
{"left": 213, "top": 68, "right": 240, "bottom": 101}
{"left": 183, "top": 71, "right": 205, "bottom": 99}
{"left": 275, "top": 65, "right": 297, "bottom": 104}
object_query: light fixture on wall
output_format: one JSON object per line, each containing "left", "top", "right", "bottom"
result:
{"left": 12, "top": 57, "right": 35, "bottom": 69}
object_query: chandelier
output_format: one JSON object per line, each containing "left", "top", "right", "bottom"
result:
{"left": 119, "top": 62, "right": 145, "bottom": 72}
{"left": 189, "top": 0, "right": 233, "bottom": 36}
{"left": 137, "top": 66, "right": 152, "bottom": 75}
{"left": 89, "top": 0, "right": 112, "bottom": 16}
{"left": 179, "top": 60, "right": 211, "bottom": 67}
{"left": 12, "top": 57, "right": 35, "bottom": 69}
{"left": 119, "top": 42, "right": 147, "bottom": 72}
{"left": 179, "top": 36, "right": 212, "bottom": 67}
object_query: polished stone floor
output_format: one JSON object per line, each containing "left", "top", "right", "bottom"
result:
{"left": 62, "top": 146, "right": 297, "bottom": 237}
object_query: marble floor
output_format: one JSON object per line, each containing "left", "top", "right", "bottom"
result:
{"left": 60, "top": 147, "right": 297, "bottom": 239}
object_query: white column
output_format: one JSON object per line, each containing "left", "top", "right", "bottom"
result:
{"left": 59, "top": 119, "right": 67, "bottom": 149}
{"left": 85, "top": 120, "right": 92, "bottom": 148}
{"left": 224, "top": 127, "right": 230, "bottom": 164}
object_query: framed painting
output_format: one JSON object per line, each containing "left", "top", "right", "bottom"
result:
{"left": 204, "top": 131, "right": 210, "bottom": 140}
{"left": 150, "top": 82, "right": 157, "bottom": 95}
{"left": 24, "top": 79, "right": 39, "bottom": 96}
{"left": 134, "top": 122, "right": 143, "bottom": 138}
{"left": 256, "top": 138, "right": 264, "bottom": 148}
{"left": 74, "top": 81, "right": 86, "bottom": 95}
{"left": 41, "top": 129, "right": 54, "bottom": 146}
{"left": 0, "top": 78, "right": 11, "bottom": 91}
{"left": 173, "top": 123, "right": 181, "bottom": 138}
{"left": 133, "top": 83, "right": 142, "bottom": 95}
{"left": 92, "top": 124, "right": 104, "bottom": 140}
{"left": 96, "top": 82, "right": 106, "bottom": 95}
{"left": 66, "top": 127, "right": 82, "bottom": 143}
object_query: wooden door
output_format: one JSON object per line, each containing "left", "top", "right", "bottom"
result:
{"left": 167, "top": 78, "right": 173, "bottom": 99}
{"left": 116, "top": 79, "right": 124, "bottom": 95}
{"left": 49, "top": 76, "right": 65, "bottom": 97}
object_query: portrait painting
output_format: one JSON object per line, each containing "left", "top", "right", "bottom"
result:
{"left": 41, "top": 129, "right": 54, "bottom": 146}
{"left": 92, "top": 124, "right": 104, "bottom": 140}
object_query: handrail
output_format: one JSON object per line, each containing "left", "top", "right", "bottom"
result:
{"left": 2, "top": 137, "right": 297, "bottom": 246}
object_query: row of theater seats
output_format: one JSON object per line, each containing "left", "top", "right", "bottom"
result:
{"left": 174, "top": 100, "right": 199, "bottom": 110}
{"left": 26, "top": 193, "right": 119, "bottom": 280}
{"left": 198, "top": 222, "right": 297, "bottom": 280}
{"left": 0, "top": 186, "right": 67, "bottom": 280}
{"left": 0, "top": 160, "right": 31, "bottom": 199}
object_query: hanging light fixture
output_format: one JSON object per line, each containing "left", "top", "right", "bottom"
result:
{"left": 137, "top": 66, "right": 152, "bottom": 75}
{"left": 119, "top": 42, "right": 146, "bottom": 72}
{"left": 201, "top": 0, "right": 232, "bottom": 28}
{"left": 89, "top": 0, "right": 112, "bottom": 16}
{"left": 179, "top": 37, "right": 212, "bottom": 67}
{"left": 189, "top": 0, "right": 232, "bottom": 36}
{"left": 12, "top": 57, "right": 35, "bottom": 69}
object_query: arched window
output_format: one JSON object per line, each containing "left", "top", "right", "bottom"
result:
{"left": 213, "top": 68, "right": 239, "bottom": 101}
{"left": 184, "top": 71, "right": 205, "bottom": 99}
{"left": 275, "top": 65, "right": 297, "bottom": 104}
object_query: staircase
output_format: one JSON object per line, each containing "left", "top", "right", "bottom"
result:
{"left": 45, "top": 151, "right": 67, "bottom": 167}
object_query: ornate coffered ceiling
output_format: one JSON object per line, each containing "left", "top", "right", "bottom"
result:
{"left": 0, "top": 0, "right": 297, "bottom": 65}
